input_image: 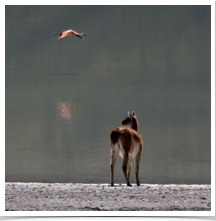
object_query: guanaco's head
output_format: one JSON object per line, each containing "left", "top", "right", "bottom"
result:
{"left": 122, "top": 111, "right": 138, "bottom": 131}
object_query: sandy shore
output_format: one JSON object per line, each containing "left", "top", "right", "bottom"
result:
{"left": 5, "top": 182, "right": 211, "bottom": 211}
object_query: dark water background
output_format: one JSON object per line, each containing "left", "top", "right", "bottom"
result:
{"left": 5, "top": 5, "right": 211, "bottom": 184}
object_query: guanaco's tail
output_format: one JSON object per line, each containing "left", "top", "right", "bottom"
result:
{"left": 110, "top": 129, "right": 121, "bottom": 145}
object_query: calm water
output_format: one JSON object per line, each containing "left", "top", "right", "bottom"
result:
{"left": 5, "top": 6, "right": 211, "bottom": 184}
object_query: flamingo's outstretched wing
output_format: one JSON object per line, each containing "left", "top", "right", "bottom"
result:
{"left": 55, "top": 29, "right": 86, "bottom": 40}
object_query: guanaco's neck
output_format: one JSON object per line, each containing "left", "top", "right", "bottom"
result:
{"left": 131, "top": 118, "right": 139, "bottom": 131}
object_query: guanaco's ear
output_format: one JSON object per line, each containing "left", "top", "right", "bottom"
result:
{"left": 127, "top": 111, "right": 132, "bottom": 119}
{"left": 132, "top": 111, "right": 136, "bottom": 117}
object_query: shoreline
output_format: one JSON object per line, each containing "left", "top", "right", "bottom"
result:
{"left": 5, "top": 182, "right": 211, "bottom": 211}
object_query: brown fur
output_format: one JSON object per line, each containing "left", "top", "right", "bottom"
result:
{"left": 110, "top": 112, "right": 143, "bottom": 186}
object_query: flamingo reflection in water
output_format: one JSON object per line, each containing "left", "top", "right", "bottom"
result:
{"left": 61, "top": 102, "right": 71, "bottom": 121}
{"left": 58, "top": 100, "right": 83, "bottom": 122}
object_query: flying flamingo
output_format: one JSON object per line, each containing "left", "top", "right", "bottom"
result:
{"left": 54, "top": 29, "right": 86, "bottom": 40}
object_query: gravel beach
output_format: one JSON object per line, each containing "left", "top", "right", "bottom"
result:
{"left": 5, "top": 183, "right": 211, "bottom": 211}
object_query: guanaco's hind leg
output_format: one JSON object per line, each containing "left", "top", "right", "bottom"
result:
{"left": 127, "top": 158, "right": 132, "bottom": 183}
{"left": 135, "top": 151, "right": 141, "bottom": 186}
{"left": 122, "top": 153, "right": 132, "bottom": 186}
{"left": 110, "top": 145, "right": 119, "bottom": 186}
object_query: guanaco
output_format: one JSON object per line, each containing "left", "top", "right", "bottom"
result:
{"left": 110, "top": 111, "right": 143, "bottom": 186}
{"left": 54, "top": 29, "right": 86, "bottom": 40}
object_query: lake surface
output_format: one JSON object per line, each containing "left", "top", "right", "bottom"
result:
{"left": 5, "top": 5, "right": 211, "bottom": 184}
